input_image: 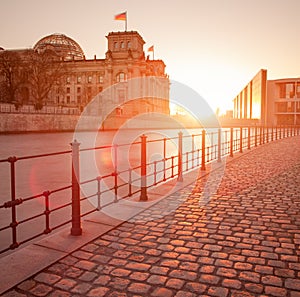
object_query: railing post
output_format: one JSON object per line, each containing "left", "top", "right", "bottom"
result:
{"left": 247, "top": 126, "right": 251, "bottom": 149}
{"left": 218, "top": 128, "right": 221, "bottom": 162}
{"left": 43, "top": 190, "right": 51, "bottom": 234}
{"left": 266, "top": 126, "right": 269, "bottom": 143}
{"left": 259, "top": 126, "right": 262, "bottom": 145}
{"left": 293, "top": 125, "right": 296, "bottom": 136}
{"left": 140, "top": 134, "right": 148, "bottom": 201}
{"left": 163, "top": 138, "right": 166, "bottom": 181}
{"left": 230, "top": 127, "right": 234, "bottom": 157}
{"left": 240, "top": 127, "right": 243, "bottom": 153}
{"left": 192, "top": 134, "right": 195, "bottom": 168}
{"left": 8, "top": 156, "right": 19, "bottom": 249}
{"left": 201, "top": 129, "right": 206, "bottom": 170}
{"left": 271, "top": 126, "right": 274, "bottom": 142}
{"left": 279, "top": 126, "right": 282, "bottom": 139}
{"left": 71, "top": 140, "right": 82, "bottom": 236}
{"left": 113, "top": 145, "right": 118, "bottom": 203}
{"left": 255, "top": 125, "right": 257, "bottom": 147}
{"left": 177, "top": 131, "right": 183, "bottom": 182}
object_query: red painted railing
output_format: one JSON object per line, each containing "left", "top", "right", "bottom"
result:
{"left": 0, "top": 126, "right": 299, "bottom": 255}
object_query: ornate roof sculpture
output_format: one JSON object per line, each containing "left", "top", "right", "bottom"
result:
{"left": 33, "top": 33, "right": 85, "bottom": 61}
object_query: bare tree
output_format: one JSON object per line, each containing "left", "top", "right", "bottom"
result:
{"left": 0, "top": 51, "right": 24, "bottom": 107}
{"left": 28, "top": 49, "right": 67, "bottom": 110}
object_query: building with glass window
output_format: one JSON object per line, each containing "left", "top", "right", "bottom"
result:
{"left": 232, "top": 69, "right": 300, "bottom": 126}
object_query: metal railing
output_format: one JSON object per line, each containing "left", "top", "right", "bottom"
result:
{"left": 0, "top": 103, "right": 81, "bottom": 115}
{"left": 0, "top": 125, "right": 299, "bottom": 255}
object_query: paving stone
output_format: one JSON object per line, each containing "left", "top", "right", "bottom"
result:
{"left": 147, "top": 274, "right": 167, "bottom": 285}
{"left": 129, "top": 272, "right": 149, "bottom": 281}
{"left": 199, "top": 265, "right": 215, "bottom": 274}
{"left": 74, "top": 260, "right": 97, "bottom": 271}
{"left": 274, "top": 268, "right": 295, "bottom": 278}
{"left": 54, "top": 279, "right": 77, "bottom": 291}
{"left": 87, "top": 287, "right": 110, "bottom": 297}
{"left": 216, "top": 267, "right": 237, "bottom": 278}
{"left": 29, "top": 284, "right": 53, "bottom": 296}
{"left": 207, "top": 286, "right": 229, "bottom": 297}
{"left": 150, "top": 266, "right": 169, "bottom": 275}
{"left": 265, "top": 286, "right": 287, "bottom": 297}
{"left": 71, "top": 283, "right": 92, "bottom": 294}
{"left": 239, "top": 271, "right": 260, "bottom": 283}
{"left": 262, "top": 275, "right": 283, "bottom": 287}
{"left": 64, "top": 267, "right": 83, "bottom": 278}
{"left": 244, "top": 283, "right": 264, "bottom": 294}
{"left": 175, "top": 291, "right": 197, "bottom": 297}
{"left": 185, "top": 282, "right": 207, "bottom": 294}
{"left": 109, "top": 277, "right": 130, "bottom": 290}
{"left": 125, "top": 262, "right": 151, "bottom": 271}
{"left": 199, "top": 274, "right": 220, "bottom": 285}
{"left": 285, "top": 278, "right": 300, "bottom": 290}
{"left": 150, "top": 287, "right": 173, "bottom": 297}
{"left": 34, "top": 272, "right": 61, "bottom": 285}
{"left": 17, "top": 280, "right": 36, "bottom": 291}
{"left": 93, "top": 275, "right": 111, "bottom": 285}
{"left": 127, "top": 283, "right": 151, "bottom": 294}
{"left": 48, "top": 290, "right": 71, "bottom": 297}
{"left": 222, "top": 278, "right": 242, "bottom": 289}
{"left": 169, "top": 269, "right": 197, "bottom": 281}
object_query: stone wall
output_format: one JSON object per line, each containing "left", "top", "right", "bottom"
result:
{"left": 0, "top": 113, "right": 80, "bottom": 133}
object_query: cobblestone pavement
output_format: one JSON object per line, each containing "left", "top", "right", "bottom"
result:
{"left": 2, "top": 136, "right": 300, "bottom": 297}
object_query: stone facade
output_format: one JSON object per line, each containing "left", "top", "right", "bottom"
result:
{"left": 0, "top": 31, "right": 170, "bottom": 131}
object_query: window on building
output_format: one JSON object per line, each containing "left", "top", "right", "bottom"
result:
{"left": 127, "top": 41, "right": 131, "bottom": 48}
{"left": 77, "top": 87, "right": 81, "bottom": 93}
{"left": 296, "top": 84, "right": 300, "bottom": 98}
{"left": 279, "top": 84, "right": 285, "bottom": 98}
{"left": 77, "top": 76, "right": 81, "bottom": 83}
{"left": 88, "top": 76, "right": 92, "bottom": 83}
{"left": 114, "top": 42, "right": 118, "bottom": 49}
{"left": 99, "top": 76, "right": 104, "bottom": 83}
{"left": 121, "top": 42, "right": 125, "bottom": 49}
{"left": 67, "top": 96, "right": 70, "bottom": 104}
{"left": 116, "top": 72, "right": 126, "bottom": 82}
{"left": 77, "top": 96, "right": 81, "bottom": 103}
{"left": 88, "top": 87, "right": 92, "bottom": 94}
{"left": 66, "top": 87, "right": 70, "bottom": 94}
{"left": 99, "top": 87, "right": 103, "bottom": 92}
{"left": 116, "top": 107, "right": 123, "bottom": 116}
{"left": 66, "top": 77, "right": 71, "bottom": 84}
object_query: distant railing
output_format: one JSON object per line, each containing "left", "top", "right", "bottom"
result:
{"left": 0, "top": 126, "right": 299, "bottom": 255}
{"left": 0, "top": 103, "right": 81, "bottom": 115}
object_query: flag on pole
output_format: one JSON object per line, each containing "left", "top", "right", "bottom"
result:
{"left": 148, "top": 45, "right": 154, "bottom": 59}
{"left": 114, "top": 12, "right": 127, "bottom": 31}
{"left": 114, "top": 12, "right": 126, "bottom": 21}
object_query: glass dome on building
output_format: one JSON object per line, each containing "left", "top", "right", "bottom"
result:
{"left": 33, "top": 33, "right": 85, "bottom": 61}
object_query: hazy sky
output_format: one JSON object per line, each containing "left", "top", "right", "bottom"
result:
{"left": 1, "top": 0, "right": 300, "bottom": 113}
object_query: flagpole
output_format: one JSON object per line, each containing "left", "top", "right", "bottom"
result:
{"left": 125, "top": 11, "right": 127, "bottom": 31}
{"left": 153, "top": 46, "right": 154, "bottom": 60}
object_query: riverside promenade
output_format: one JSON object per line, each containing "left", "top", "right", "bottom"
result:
{"left": 1, "top": 135, "right": 300, "bottom": 297}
